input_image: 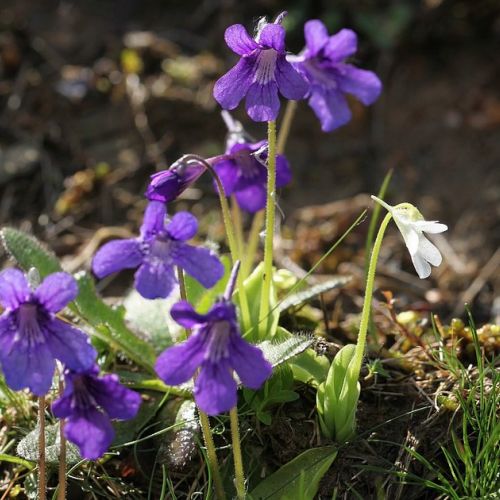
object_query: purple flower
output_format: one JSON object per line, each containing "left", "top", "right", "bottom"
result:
{"left": 292, "top": 20, "right": 382, "bottom": 131}
{"left": 52, "top": 365, "right": 141, "bottom": 460}
{"left": 92, "top": 202, "right": 224, "bottom": 300}
{"left": 146, "top": 159, "right": 206, "bottom": 204}
{"left": 155, "top": 263, "right": 272, "bottom": 415}
{"left": 213, "top": 12, "right": 308, "bottom": 122}
{"left": 0, "top": 269, "right": 96, "bottom": 396}
{"left": 214, "top": 140, "right": 291, "bottom": 213}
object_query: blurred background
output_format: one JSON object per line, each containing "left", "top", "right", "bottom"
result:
{"left": 0, "top": 0, "right": 499, "bottom": 322}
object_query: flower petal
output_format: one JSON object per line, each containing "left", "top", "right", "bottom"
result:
{"left": 194, "top": 361, "right": 237, "bottom": 415}
{"left": 275, "top": 56, "right": 308, "bottom": 100}
{"left": 64, "top": 407, "right": 114, "bottom": 460}
{"left": 411, "top": 251, "right": 432, "bottom": 279}
{"left": 0, "top": 313, "right": 16, "bottom": 354}
{"left": 166, "top": 212, "right": 198, "bottom": 241}
{"left": 213, "top": 159, "right": 238, "bottom": 196}
{"left": 44, "top": 318, "right": 96, "bottom": 372}
{"left": 229, "top": 335, "right": 272, "bottom": 389}
{"left": 308, "top": 87, "right": 352, "bottom": 132}
{"left": 0, "top": 269, "right": 29, "bottom": 310}
{"left": 336, "top": 64, "right": 382, "bottom": 105}
{"left": 246, "top": 81, "right": 280, "bottom": 122}
{"left": 396, "top": 221, "right": 420, "bottom": 256}
{"left": 141, "top": 201, "right": 167, "bottom": 237}
{"left": 92, "top": 239, "right": 142, "bottom": 278}
{"left": 90, "top": 374, "right": 141, "bottom": 419}
{"left": 258, "top": 23, "right": 285, "bottom": 52}
{"left": 171, "top": 243, "right": 224, "bottom": 289}
{"left": 276, "top": 154, "right": 292, "bottom": 188}
{"left": 213, "top": 57, "right": 256, "bottom": 111}
{"left": 225, "top": 24, "right": 259, "bottom": 56}
{"left": 0, "top": 336, "right": 54, "bottom": 395}
{"left": 413, "top": 221, "right": 448, "bottom": 234}
{"left": 134, "top": 261, "right": 176, "bottom": 299}
{"left": 304, "top": 20, "right": 329, "bottom": 56}
{"left": 235, "top": 183, "right": 267, "bottom": 213}
{"left": 417, "top": 235, "right": 442, "bottom": 267}
{"left": 35, "top": 273, "right": 78, "bottom": 312}
{"left": 155, "top": 332, "right": 206, "bottom": 385}
{"left": 170, "top": 300, "right": 208, "bottom": 328}
{"left": 324, "top": 29, "right": 358, "bottom": 61}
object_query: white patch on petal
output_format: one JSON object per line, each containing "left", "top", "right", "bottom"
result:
{"left": 411, "top": 252, "right": 431, "bottom": 279}
{"left": 255, "top": 49, "right": 277, "bottom": 84}
{"left": 417, "top": 235, "right": 442, "bottom": 267}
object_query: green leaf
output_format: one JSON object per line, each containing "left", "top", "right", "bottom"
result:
{"left": 249, "top": 446, "right": 337, "bottom": 500}
{"left": 290, "top": 349, "right": 330, "bottom": 387}
{"left": 1, "top": 227, "right": 61, "bottom": 277}
{"left": 256, "top": 328, "right": 313, "bottom": 368}
{"left": 123, "top": 289, "right": 181, "bottom": 352}
{"left": 184, "top": 255, "right": 232, "bottom": 313}
{"left": 17, "top": 423, "right": 81, "bottom": 465}
{"left": 73, "top": 271, "right": 156, "bottom": 372}
{"left": 277, "top": 276, "right": 350, "bottom": 313}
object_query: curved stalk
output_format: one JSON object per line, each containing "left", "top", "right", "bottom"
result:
{"left": 277, "top": 100, "right": 298, "bottom": 154}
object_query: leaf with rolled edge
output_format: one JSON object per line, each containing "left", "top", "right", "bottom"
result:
{"left": 277, "top": 276, "right": 351, "bottom": 313}
{"left": 73, "top": 271, "right": 156, "bottom": 372}
{"left": 248, "top": 446, "right": 337, "bottom": 500}
{"left": 317, "top": 344, "right": 360, "bottom": 443}
{"left": 1, "top": 227, "right": 61, "bottom": 277}
{"left": 290, "top": 348, "right": 330, "bottom": 387}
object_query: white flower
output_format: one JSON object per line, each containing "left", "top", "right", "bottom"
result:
{"left": 371, "top": 196, "right": 448, "bottom": 279}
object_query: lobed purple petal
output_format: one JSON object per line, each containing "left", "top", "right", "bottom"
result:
{"left": 275, "top": 154, "right": 292, "bottom": 188}
{"left": 170, "top": 300, "right": 208, "bottom": 328}
{"left": 0, "top": 313, "right": 17, "bottom": 355}
{"left": 235, "top": 183, "right": 267, "bottom": 213}
{"left": 336, "top": 64, "right": 382, "bottom": 105}
{"left": 64, "top": 407, "right": 115, "bottom": 460}
{"left": 155, "top": 332, "right": 206, "bottom": 385}
{"left": 308, "top": 87, "right": 352, "bottom": 132}
{"left": 90, "top": 374, "right": 141, "bottom": 419}
{"left": 0, "top": 269, "right": 29, "bottom": 310}
{"left": 213, "top": 159, "right": 238, "bottom": 196}
{"left": 229, "top": 334, "right": 272, "bottom": 389}
{"left": 92, "top": 239, "right": 142, "bottom": 278}
{"left": 1, "top": 337, "right": 54, "bottom": 395}
{"left": 246, "top": 81, "right": 280, "bottom": 122}
{"left": 171, "top": 243, "right": 224, "bottom": 289}
{"left": 224, "top": 24, "right": 259, "bottom": 56}
{"left": 258, "top": 24, "right": 285, "bottom": 52}
{"left": 166, "top": 212, "right": 198, "bottom": 241}
{"left": 134, "top": 261, "right": 176, "bottom": 299}
{"left": 194, "top": 361, "right": 237, "bottom": 415}
{"left": 44, "top": 318, "right": 96, "bottom": 372}
{"left": 213, "top": 57, "right": 256, "bottom": 111}
{"left": 304, "top": 20, "right": 329, "bottom": 57}
{"left": 275, "top": 56, "right": 308, "bottom": 101}
{"left": 35, "top": 272, "right": 78, "bottom": 313}
{"left": 141, "top": 201, "right": 167, "bottom": 238}
{"left": 51, "top": 392, "right": 72, "bottom": 418}
{"left": 324, "top": 29, "right": 358, "bottom": 62}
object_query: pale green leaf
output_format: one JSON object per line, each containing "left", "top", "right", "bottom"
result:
{"left": 256, "top": 328, "right": 313, "bottom": 368}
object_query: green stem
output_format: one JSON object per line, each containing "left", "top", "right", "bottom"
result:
{"left": 229, "top": 406, "right": 245, "bottom": 500}
{"left": 352, "top": 212, "right": 393, "bottom": 378}
{"left": 38, "top": 396, "right": 46, "bottom": 500}
{"left": 258, "top": 120, "right": 277, "bottom": 338}
{"left": 58, "top": 375, "right": 67, "bottom": 500}
{"left": 231, "top": 196, "right": 245, "bottom": 268}
{"left": 277, "top": 100, "right": 298, "bottom": 154}
{"left": 242, "top": 210, "right": 264, "bottom": 279}
{"left": 177, "top": 267, "right": 226, "bottom": 500}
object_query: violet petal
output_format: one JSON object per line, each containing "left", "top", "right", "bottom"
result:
{"left": 166, "top": 212, "right": 198, "bottom": 242}
{"left": 275, "top": 56, "right": 308, "bottom": 100}
{"left": 225, "top": 24, "right": 259, "bottom": 56}
{"left": 35, "top": 273, "right": 78, "bottom": 313}
{"left": 92, "top": 239, "right": 143, "bottom": 278}
{"left": 246, "top": 81, "right": 280, "bottom": 122}
{"left": 134, "top": 261, "right": 176, "bottom": 299}
{"left": 0, "top": 269, "right": 30, "bottom": 310}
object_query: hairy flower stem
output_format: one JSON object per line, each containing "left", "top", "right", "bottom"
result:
{"left": 242, "top": 210, "right": 264, "bottom": 279}
{"left": 277, "top": 100, "right": 298, "bottom": 153}
{"left": 352, "top": 212, "right": 393, "bottom": 377}
{"left": 258, "top": 120, "right": 277, "bottom": 338}
{"left": 58, "top": 375, "right": 67, "bottom": 500}
{"left": 178, "top": 155, "right": 251, "bottom": 331}
{"left": 38, "top": 396, "right": 46, "bottom": 500}
{"left": 229, "top": 406, "right": 246, "bottom": 499}
{"left": 231, "top": 196, "right": 245, "bottom": 265}
{"left": 177, "top": 267, "right": 226, "bottom": 500}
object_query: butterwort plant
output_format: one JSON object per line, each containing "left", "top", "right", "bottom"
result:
{"left": 317, "top": 197, "right": 447, "bottom": 442}
{"left": 92, "top": 201, "right": 224, "bottom": 299}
